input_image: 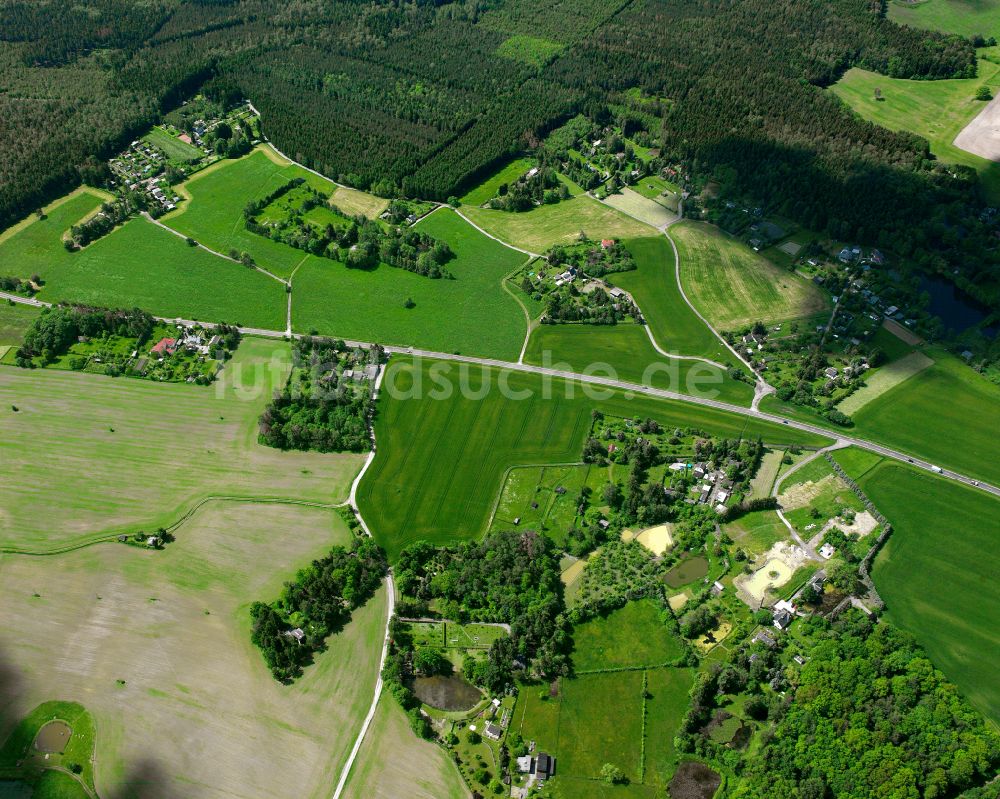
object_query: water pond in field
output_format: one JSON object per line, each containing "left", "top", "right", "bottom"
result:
{"left": 412, "top": 675, "right": 482, "bottom": 711}
{"left": 662, "top": 555, "right": 710, "bottom": 588}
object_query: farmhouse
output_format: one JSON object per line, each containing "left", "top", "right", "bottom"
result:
{"left": 600, "top": 238, "right": 615, "bottom": 249}
{"left": 753, "top": 629, "right": 777, "bottom": 647}
{"left": 819, "top": 543, "right": 836, "bottom": 559}
{"left": 283, "top": 628, "right": 306, "bottom": 643}
{"left": 484, "top": 722, "right": 503, "bottom": 741}
{"left": 151, "top": 337, "right": 177, "bottom": 357}
{"left": 824, "top": 367, "right": 838, "bottom": 380}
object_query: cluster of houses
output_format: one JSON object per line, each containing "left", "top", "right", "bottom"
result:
{"left": 149, "top": 327, "right": 222, "bottom": 361}
{"left": 667, "top": 461, "right": 734, "bottom": 513}
{"left": 514, "top": 750, "right": 556, "bottom": 794}
{"left": 109, "top": 140, "right": 181, "bottom": 212}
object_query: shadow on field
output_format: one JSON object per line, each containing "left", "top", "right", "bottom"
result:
{"left": 0, "top": 643, "right": 25, "bottom": 741}
{"left": 104, "top": 759, "right": 185, "bottom": 799}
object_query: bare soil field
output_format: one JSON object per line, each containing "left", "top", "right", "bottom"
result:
{"left": 954, "top": 91, "right": 1000, "bottom": 161}
{"left": 0, "top": 501, "right": 387, "bottom": 799}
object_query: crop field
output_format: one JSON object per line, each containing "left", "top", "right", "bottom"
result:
{"left": 165, "top": 146, "right": 336, "bottom": 279}
{"left": 837, "top": 350, "right": 933, "bottom": 415}
{"left": 0, "top": 500, "right": 388, "bottom": 799}
{"left": 571, "top": 600, "right": 685, "bottom": 671}
{"left": 523, "top": 324, "right": 754, "bottom": 406}
{"left": 749, "top": 449, "right": 784, "bottom": 498}
{"left": 672, "top": 222, "right": 829, "bottom": 330}
{"left": 0, "top": 338, "right": 364, "bottom": 550}
{"left": 887, "top": 0, "right": 1000, "bottom": 38}
{"left": 830, "top": 446, "right": 885, "bottom": 480}
{"left": 601, "top": 189, "right": 675, "bottom": 228}
{"left": 357, "top": 357, "right": 831, "bottom": 560}
{"left": 143, "top": 126, "right": 203, "bottom": 162}
{"left": 830, "top": 60, "right": 1000, "bottom": 201}
{"left": 461, "top": 196, "right": 658, "bottom": 253}
{"left": 342, "top": 697, "right": 468, "bottom": 799}
{"left": 291, "top": 208, "right": 527, "bottom": 359}
{"left": 609, "top": 237, "right": 732, "bottom": 362}
{"left": 0, "top": 303, "right": 39, "bottom": 347}
{"left": 850, "top": 347, "right": 1000, "bottom": 485}
{"left": 864, "top": 464, "right": 1000, "bottom": 725}
{"left": 459, "top": 158, "right": 535, "bottom": 206}
{"left": 330, "top": 185, "right": 390, "bottom": 219}
{"left": 489, "top": 464, "right": 590, "bottom": 544}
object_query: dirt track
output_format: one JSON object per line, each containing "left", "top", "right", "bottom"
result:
{"left": 954, "top": 93, "right": 1000, "bottom": 160}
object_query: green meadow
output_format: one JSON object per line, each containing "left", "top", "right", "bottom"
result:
{"left": 0, "top": 337, "right": 364, "bottom": 550}
{"left": 608, "top": 236, "right": 734, "bottom": 362}
{"left": 571, "top": 600, "right": 685, "bottom": 671}
{"left": 496, "top": 34, "right": 565, "bottom": 67}
{"left": 513, "top": 599, "right": 694, "bottom": 795}
{"left": 357, "top": 357, "right": 831, "bottom": 560}
{"left": 830, "top": 60, "right": 1000, "bottom": 202}
{"left": 461, "top": 195, "right": 658, "bottom": 253}
{"left": 0, "top": 302, "right": 40, "bottom": 347}
{"left": 0, "top": 189, "right": 285, "bottom": 329}
{"left": 291, "top": 208, "right": 528, "bottom": 359}
{"left": 523, "top": 323, "right": 754, "bottom": 406}
{"left": 165, "top": 146, "right": 337, "bottom": 279}
{"left": 143, "top": 126, "right": 203, "bottom": 161}
{"left": 887, "top": 0, "right": 1000, "bottom": 38}
{"left": 460, "top": 158, "right": 536, "bottom": 206}
{"left": 860, "top": 462, "right": 1000, "bottom": 725}
{"left": 672, "top": 221, "right": 829, "bottom": 330}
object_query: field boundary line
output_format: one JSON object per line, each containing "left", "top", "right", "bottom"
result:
{"left": 140, "top": 212, "right": 290, "bottom": 286}
{"left": 0, "top": 495, "right": 350, "bottom": 556}
{"left": 501, "top": 257, "right": 538, "bottom": 364}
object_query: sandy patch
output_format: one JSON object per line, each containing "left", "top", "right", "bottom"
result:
{"left": 954, "top": 91, "right": 1000, "bottom": 160}
{"left": 778, "top": 240, "right": 801, "bottom": 256}
{"left": 668, "top": 592, "right": 691, "bottom": 612}
{"left": 635, "top": 523, "right": 674, "bottom": 555}
{"left": 778, "top": 473, "right": 837, "bottom": 511}
{"left": 734, "top": 541, "right": 809, "bottom": 607}
{"left": 620, "top": 528, "right": 636, "bottom": 543}
{"left": 694, "top": 621, "right": 732, "bottom": 653}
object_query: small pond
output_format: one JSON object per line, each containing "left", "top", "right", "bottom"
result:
{"left": 412, "top": 675, "right": 482, "bottom": 711}
{"left": 668, "top": 761, "right": 722, "bottom": 799}
{"left": 662, "top": 555, "right": 710, "bottom": 588}
{"left": 920, "top": 275, "right": 996, "bottom": 336}
{"left": 34, "top": 720, "right": 71, "bottom": 754}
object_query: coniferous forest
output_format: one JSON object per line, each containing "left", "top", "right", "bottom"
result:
{"left": 1, "top": 0, "right": 998, "bottom": 307}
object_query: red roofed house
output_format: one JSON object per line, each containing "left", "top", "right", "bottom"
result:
{"left": 601, "top": 239, "right": 615, "bottom": 249}
{"left": 151, "top": 337, "right": 177, "bottom": 357}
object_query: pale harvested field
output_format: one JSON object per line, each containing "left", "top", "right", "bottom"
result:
{"left": 342, "top": 696, "right": 468, "bottom": 799}
{"left": 778, "top": 473, "right": 837, "bottom": 511}
{"left": 882, "top": 317, "right": 922, "bottom": 346}
{"left": 0, "top": 338, "right": 364, "bottom": 550}
{"left": 602, "top": 188, "right": 674, "bottom": 228}
{"left": 668, "top": 591, "right": 691, "bottom": 612}
{"left": 838, "top": 351, "right": 933, "bottom": 415}
{"left": 0, "top": 500, "right": 387, "bottom": 799}
{"left": 749, "top": 450, "right": 784, "bottom": 498}
{"left": 330, "top": 186, "right": 390, "bottom": 219}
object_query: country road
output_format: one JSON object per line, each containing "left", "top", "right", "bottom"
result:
{"left": 2, "top": 289, "right": 996, "bottom": 500}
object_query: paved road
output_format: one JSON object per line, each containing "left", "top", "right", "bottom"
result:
{"left": 3, "top": 290, "right": 996, "bottom": 498}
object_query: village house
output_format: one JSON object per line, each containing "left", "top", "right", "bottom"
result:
{"left": 151, "top": 337, "right": 177, "bottom": 357}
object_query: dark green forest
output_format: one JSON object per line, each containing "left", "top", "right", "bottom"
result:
{"left": 1, "top": 0, "right": 998, "bottom": 307}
